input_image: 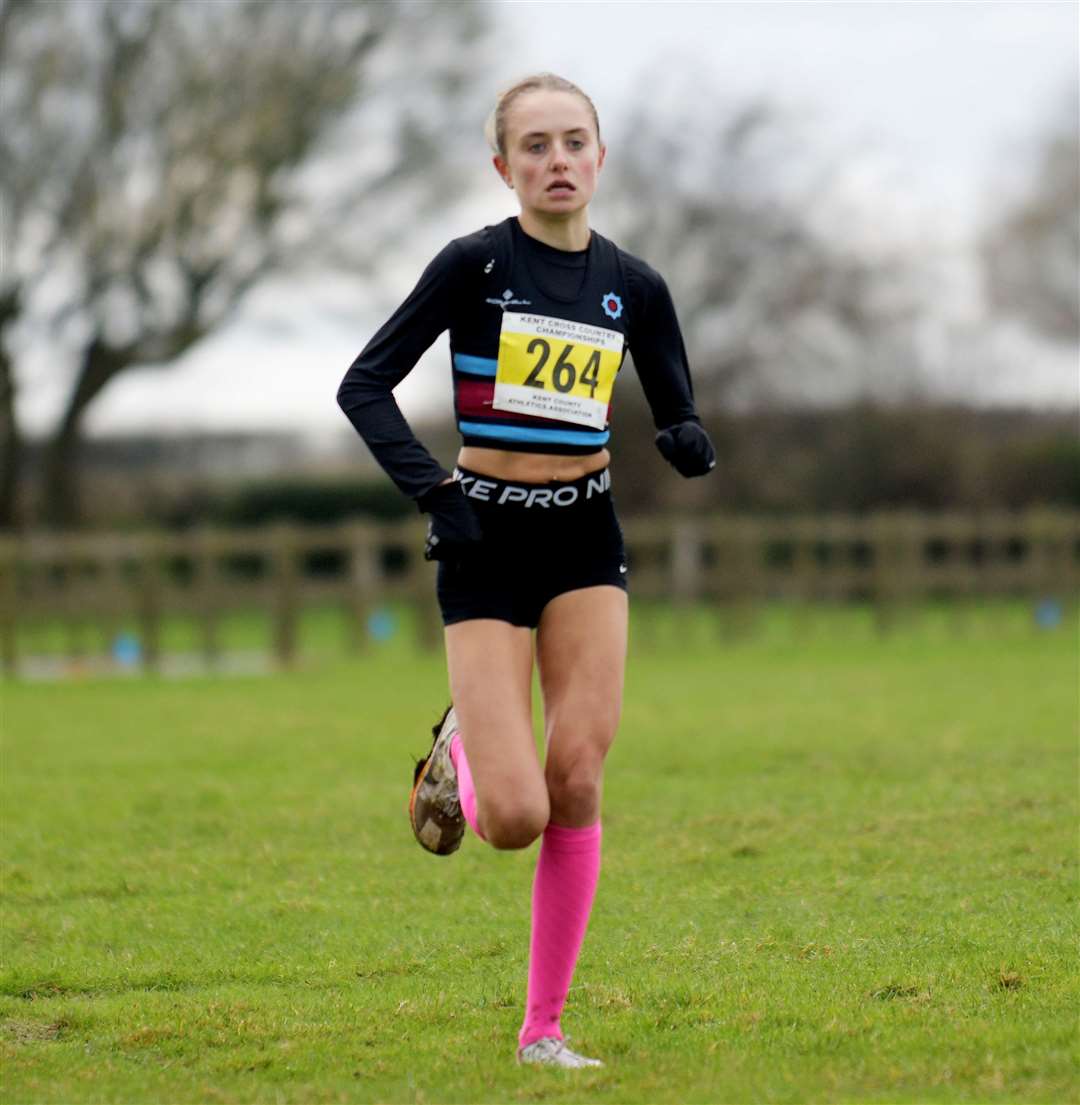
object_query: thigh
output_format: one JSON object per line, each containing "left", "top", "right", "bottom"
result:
{"left": 536, "top": 585, "right": 629, "bottom": 765}
{"left": 445, "top": 618, "right": 546, "bottom": 806}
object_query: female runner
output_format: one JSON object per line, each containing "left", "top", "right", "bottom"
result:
{"left": 336, "top": 73, "right": 715, "bottom": 1069}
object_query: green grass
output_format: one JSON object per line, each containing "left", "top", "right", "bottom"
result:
{"left": 2, "top": 609, "right": 1076, "bottom": 1103}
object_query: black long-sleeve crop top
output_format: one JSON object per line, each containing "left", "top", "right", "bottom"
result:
{"left": 336, "top": 216, "right": 700, "bottom": 500}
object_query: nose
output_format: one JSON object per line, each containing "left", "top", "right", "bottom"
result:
{"left": 550, "top": 143, "right": 569, "bottom": 170}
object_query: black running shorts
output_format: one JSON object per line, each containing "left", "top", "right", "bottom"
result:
{"left": 435, "top": 466, "right": 628, "bottom": 628}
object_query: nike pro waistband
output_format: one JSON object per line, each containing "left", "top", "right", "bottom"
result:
{"left": 453, "top": 466, "right": 612, "bottom": 509}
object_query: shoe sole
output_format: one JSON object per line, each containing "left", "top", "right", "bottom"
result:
{"left": 408, "top": 707, "right": 464, "bottom": 855}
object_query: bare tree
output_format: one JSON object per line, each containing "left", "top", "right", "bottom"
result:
{"left": 981, "top": 85, "right": 1080, "bottom": 346}
{"left": 0, "top": 0, "right": 487, "bottom": 529}
{"left": 599, "top": 82, "right": 936, "bottom": 418}
{"left": 592, "top": 74, "right": 953, "bottom": 514}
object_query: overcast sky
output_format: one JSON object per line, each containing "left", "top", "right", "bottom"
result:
{"left": 29, "top": 0, "right": 1078, "bottom": 440}
{"left": 502, "top": 1, "right": 1076, "bottom": 222}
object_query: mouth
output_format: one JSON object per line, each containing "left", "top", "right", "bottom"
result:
{"left": 546, "top": 180, "right": 576, "bottom": 194}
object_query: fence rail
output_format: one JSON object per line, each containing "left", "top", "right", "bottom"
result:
{"left": 1, "top": 511, "right": 1077, "bottom": 674}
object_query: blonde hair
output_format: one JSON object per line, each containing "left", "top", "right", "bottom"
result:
{"left": 484, "top": 73, "right": 601, "bottom": 158}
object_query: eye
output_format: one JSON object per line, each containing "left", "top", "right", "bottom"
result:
{"left": 568, "top": 139, "right": 585, "bottom": 150}
{"left": 528, "top": 142, "right": 546, "bottom": 153}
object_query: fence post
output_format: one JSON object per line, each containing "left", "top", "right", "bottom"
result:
{"left": 0, "top": 538, "right": 17, "bottom": 677}
{"left": 196, "top": 528, "right": 221, "bottom": 668}
{"left": 272, "top": 523, "right": 299, "bottom": 668}
{"left": 709, "top": 517, "right": 758, "bottom": 641}
{"left": 871, "top": 513, "right": 900, "bottom": 634}
{"left": 623, "top": 518, "right": 658, "bottom": 651}
{"left": 1037, "top": 509, "right": 1068, "bottom": 593}
{"left": 58, "top": 539, "right": 86, "bottom": 665}
{"left": 872, "top": 512, "right": 921, "bottom": 634}
{"left": 731, "top": 517, "right": 761, "bottom": 639}
{"left": 98, "top": 540, "right": 122, "bottom": 662}
{"left": 670, "top": 519, "right": 702, "bottom": 604}
{"left": 946, "top": 514, "right": 976, "bottom": 636}
{"left": 1062, "top": 513, "right": 1080, "bottom": 622}
{"left": 415, "top": 576, "right": 441, "bottom": 651}
{"left": 790, "top": 518, "right": 817, "bottom": 639}
{"left": 1029, "top": 509, "right": 1077, "bottom": 628}
{"left": 344, "top": 522, "right": 377, "bottom": 653}
{"left": 137, "top": 533, "right": 163, "bottom": 673}
{"left": 409, "top": 525, "right": 441, "bottom": 652}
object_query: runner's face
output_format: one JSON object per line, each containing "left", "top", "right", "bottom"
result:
{"left": 495, "top": 90, "right": 605, "bottom": 218}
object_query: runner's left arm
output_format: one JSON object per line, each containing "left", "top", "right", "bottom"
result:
{"left": 626, "top": 262, "right": 716, "bottom": 477}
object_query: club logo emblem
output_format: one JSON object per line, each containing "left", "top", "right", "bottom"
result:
{"left": 484, "top": 287, "right": 532, "bottom": 309}
{"left": 601, "top": 291, "right": 623, "bottom": 320}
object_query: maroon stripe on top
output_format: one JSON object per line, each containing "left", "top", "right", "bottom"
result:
{"left": 454, "top": 377, "right": 613, "bottom": 426}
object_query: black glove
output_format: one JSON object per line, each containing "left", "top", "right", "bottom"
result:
{"left": 416, "top": 481, "right": 484, "bottom": 562}
{"left": 655, "top": 420, "right": 717, "bottom": 477}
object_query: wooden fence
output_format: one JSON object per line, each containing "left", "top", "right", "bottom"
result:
{"left": 1, "top": 511, "right": 1077, "bottom": 675}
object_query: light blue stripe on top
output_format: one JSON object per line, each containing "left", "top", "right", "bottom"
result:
{"left": 459, "top": 420, "right": 610, "bottom": 447}
{"left": 453, "top": 353, "right": 498, "bottom": 377}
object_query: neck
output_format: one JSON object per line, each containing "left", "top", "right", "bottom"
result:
{"left": 516, "top": 208, "right": 591, "bottom": 251}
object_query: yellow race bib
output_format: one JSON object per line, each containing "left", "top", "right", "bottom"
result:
{"left": 492, "top": 313, "right": 624, "bottom": 429}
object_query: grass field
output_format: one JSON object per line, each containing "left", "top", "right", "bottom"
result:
{"left": 2, "top": 606, "right": 1077, "bottom": 1104}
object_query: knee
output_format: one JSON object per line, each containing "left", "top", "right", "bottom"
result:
{"left": 480, "top": 795, "right": 550, "bottom": 850}
{"left": 545, "top": 749, "right": 606, "bottom": 814}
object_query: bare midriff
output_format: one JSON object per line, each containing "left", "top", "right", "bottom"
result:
{"left": 456, "top": 446, "right": 610, "bottom": 484}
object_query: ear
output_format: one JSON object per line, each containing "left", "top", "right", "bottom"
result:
{"left": 596, "top": 142, "right": 607, "bottom": 173}
{"left": 492, "top": 154, "right": 513, "bottom": 189}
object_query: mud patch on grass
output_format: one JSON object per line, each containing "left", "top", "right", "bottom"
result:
{"left": 731, "top": 842, "right": 762, "bottom": 858}
{"left": 2, "top": 1018, "right": 68, "bottom": 1042}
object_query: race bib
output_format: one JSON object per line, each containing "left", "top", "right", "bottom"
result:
{"left": 492, "top": 313, "right": 624, "bottom": 429}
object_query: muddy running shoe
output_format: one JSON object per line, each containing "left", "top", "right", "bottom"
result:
{"left": 408, "top": 705, "right": 465, "bottom": 856}
{"left": 517, "top": 1037, "right": 604, "bottom": 1069}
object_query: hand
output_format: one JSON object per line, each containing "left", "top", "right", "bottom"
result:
{"left": 655, "top": 420, "right": 717, "bottom": 478}
{"left": 417, "top": 480, "right": 484, "bottom": 561}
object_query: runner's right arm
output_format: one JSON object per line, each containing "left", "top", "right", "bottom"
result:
{"left": 336, "top": 241, "right": 464, "bottom": 501}
{"left": 336, "top": 241, "right": 483, "bottom": 558}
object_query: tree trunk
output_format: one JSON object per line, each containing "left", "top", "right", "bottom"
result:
{"left": 41, "top": 337, "right": 130, "bottom": 530}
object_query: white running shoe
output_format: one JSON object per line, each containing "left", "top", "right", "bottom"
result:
{"left": 517, "top": 1036, "right": 604, "bottom": 1069}
{"left": 408, "top": 705, "right": 465, "bottom": 856}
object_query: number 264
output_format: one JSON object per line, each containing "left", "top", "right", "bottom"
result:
{"left": 525, "top": 339, "right": 601, "bottom": 397}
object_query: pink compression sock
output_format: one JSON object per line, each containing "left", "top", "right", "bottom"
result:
{"left": 448, "top": 732, "right": 485, "bottom": 841}
{"left": 518, "top": 820, "right": 603, "bottom": 1050}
